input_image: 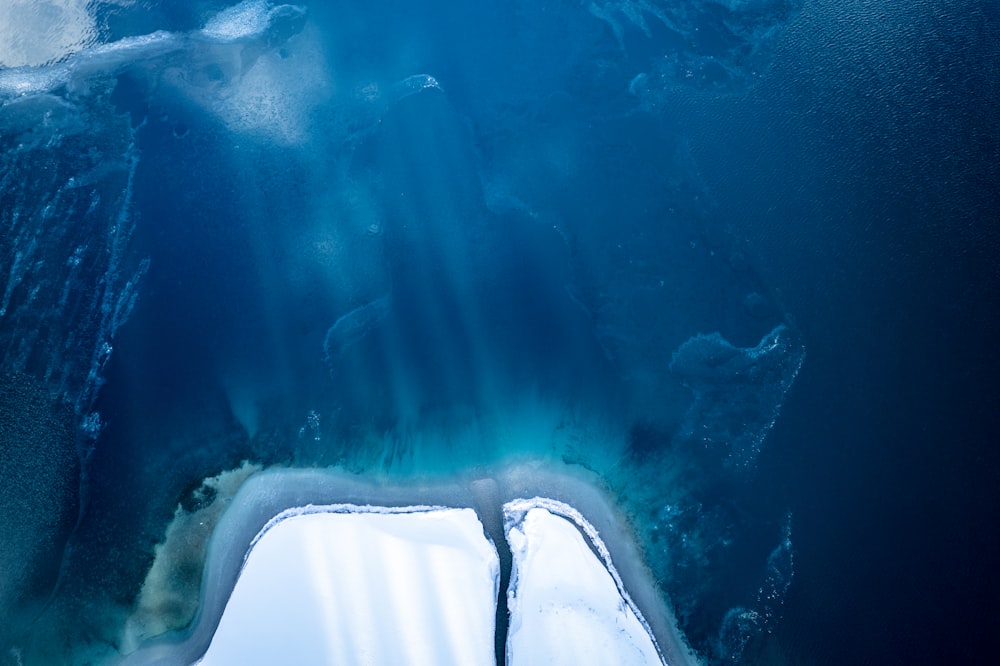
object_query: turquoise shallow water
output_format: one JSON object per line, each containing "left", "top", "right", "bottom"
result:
{"left": 1, "top": 1, "right": 998, "bottom": 664}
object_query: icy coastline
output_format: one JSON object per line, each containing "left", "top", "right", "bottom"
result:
{"left": 122, "top": 464, "right": 702, "bottom": 666}
{"left": 505, "top": 499, "right": 665, "bottom": 665}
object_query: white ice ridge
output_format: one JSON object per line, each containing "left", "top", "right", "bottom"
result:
{"left": 504, "top": 498, "right": 666, "bottom": 666}
{"left": 196, "top": 505, "right": 500, "bottom": 666}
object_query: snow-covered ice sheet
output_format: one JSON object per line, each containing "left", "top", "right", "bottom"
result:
{"left": 196, "top": 506, "right": 499, "bottom": 666}
{"left": 121, "top": 466, "right": 700, "bottom": 666}
{"left": 504, "top": 498, "right": 665, "bottom": 666}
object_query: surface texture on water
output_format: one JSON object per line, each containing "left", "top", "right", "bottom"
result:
{"left": 0, "top": 1, "right": 997, "bottom": 664}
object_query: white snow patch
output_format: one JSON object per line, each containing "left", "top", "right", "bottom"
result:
{"left": 195, "top": 505, "right": 499, "bottom": 666}
{"left": 504, "top": 498, "right": 665, "bottom": 666}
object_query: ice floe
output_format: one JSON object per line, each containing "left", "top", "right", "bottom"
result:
{"left": 122, "top": 465, "right": 702, "bottom": 666}
{"left": 197, "top": 506, "right": 499, "bottom": 666}
{"left": 505, "top": 498, "right": 665, "bottom": 665}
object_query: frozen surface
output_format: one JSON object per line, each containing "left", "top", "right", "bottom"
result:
{"left": 122, "top": 466, "right": 700, "bottom": 666}
{"left": 197, "top": 506, "right": 499, "bottom": 666}
{"left": 505, "top": 498, "right": 665, "bottom": 666}
{"left": 0, "top": 0, "right": 96, "bottom": 68}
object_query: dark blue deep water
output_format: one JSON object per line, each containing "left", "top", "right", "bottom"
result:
{"left": 1, "top": 1, "right": 998, "bottom": 664}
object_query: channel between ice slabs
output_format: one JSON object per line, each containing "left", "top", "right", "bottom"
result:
{"left": 124, "top": 468, "right": 702, "bottom": 666}
{"left": 196, "top": 500, "right": 666, "bottom": 666}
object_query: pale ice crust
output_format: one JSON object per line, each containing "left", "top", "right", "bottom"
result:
{"left": 122, "top": 466, "right": 702, "bottom": 666}
{"left": 505, "top": 500, "right": 666, "bottom": 666}
{"left": 196, "top": 506, "right": 500, "bottom": 666}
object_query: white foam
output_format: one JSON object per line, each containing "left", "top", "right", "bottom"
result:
{"left": 504, "top": 499, "right": 665, "bottom": 666}
{"left": 195, "top": 505, "right": 500, "bottom": 666}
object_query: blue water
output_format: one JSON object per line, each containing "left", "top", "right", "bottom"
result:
{"left": 1, "top": 1, "right": 998, "bottom": 664}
